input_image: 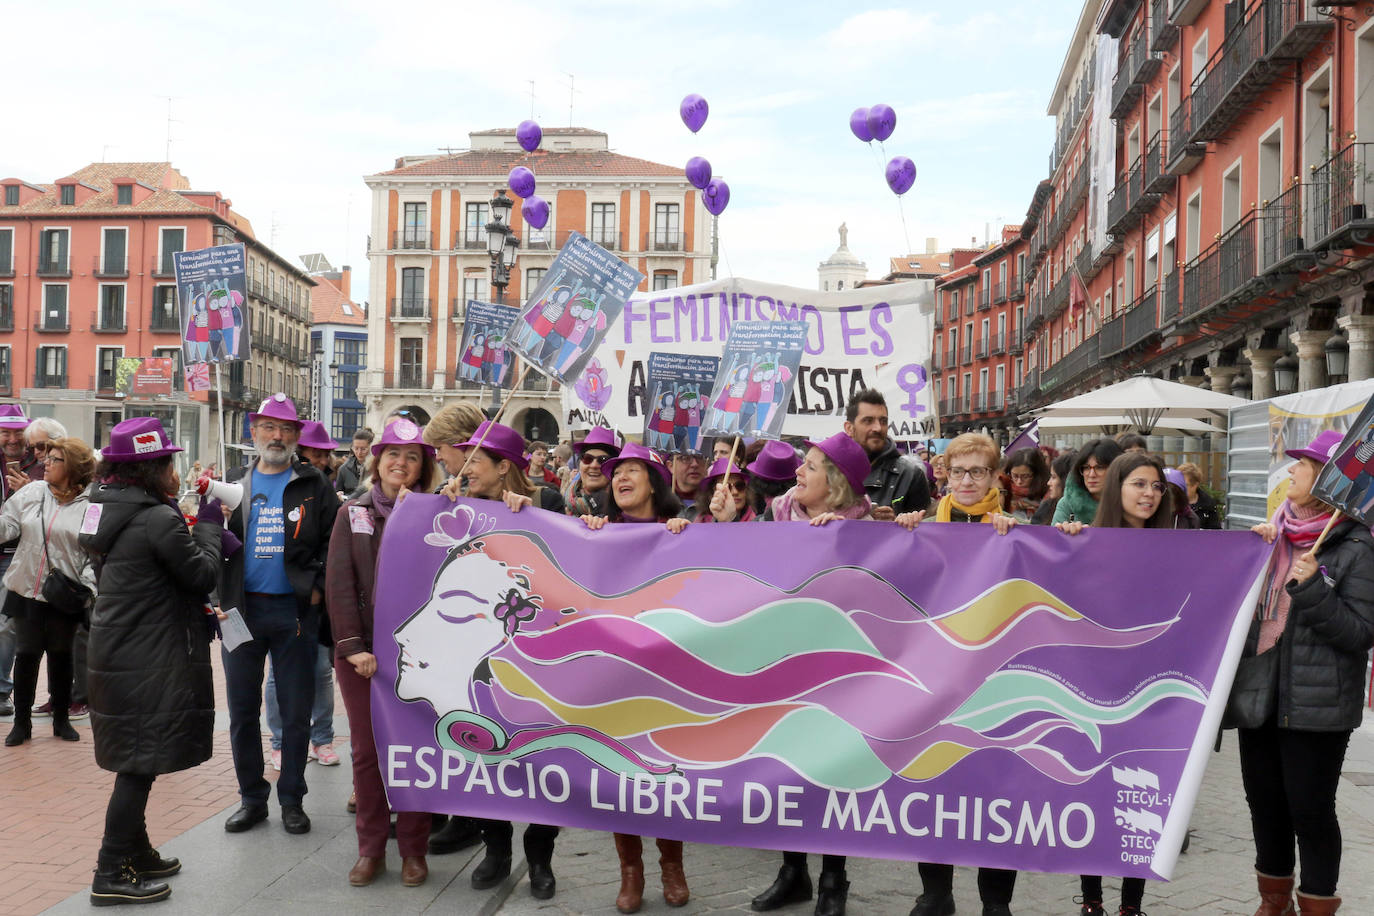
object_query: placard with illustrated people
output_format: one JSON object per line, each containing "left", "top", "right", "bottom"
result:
{"left": 644, "top": 353, "right": 720, "bottom": 453}
{"left": 1312, "top": 392, "right": 1374, "bottom": 524}
{"left": 457, "top": 299, "right": 521, "bottom": 389}
{"left": 506, "top": 232, "right": 643, "bottom": 384}
{"left": 173, "top": 244, "right": 250, "bottom": 364}
{"left": 701, "top": 321, "right": 808, "bottom": 439}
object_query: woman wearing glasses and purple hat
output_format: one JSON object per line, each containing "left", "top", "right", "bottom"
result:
{"left": 296, "top": 421, "right": 339, "bottom": 483}
{"left": 1234, "top": 429, "right": 1374, "bottom": 916}
{"left": 566, "top": 426, "right": 622, "bottom": 518}
{"left": 326, "top": 418, "right": 439, "bottom": 890}
{"left": 577, "top": 441, "right": 691, "bottom": 913}
{"left": 78, "top": 418, "right": 224, "bottom": 906}
{"left": 696, "top": 457, "right": 754, "bottom": 523}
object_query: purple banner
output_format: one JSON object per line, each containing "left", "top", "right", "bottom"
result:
{"left": 372, "top": 496, "right": 1271, "bottom": 879}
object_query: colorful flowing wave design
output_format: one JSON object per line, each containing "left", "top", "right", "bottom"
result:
{"left": 466, "top": 566, "right": 1181, "bottom": 790}
{"left": 435, "top": 708, "right": 674, "bottom": 777}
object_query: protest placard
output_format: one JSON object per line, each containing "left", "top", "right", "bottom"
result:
{"left": 173, "top": 243, "right": 249, "bottom": 364}
{"left": 701, "top": 321, "right": 807, "bottom": 439}
{"left": 457, "top": 300, "right": 522, "bottom": 389}
{"left": 644, "top": 353, "right": 720, "bottom": 453}
{"left": 1311, "top": 392, "right": 1374, "bottom": 524}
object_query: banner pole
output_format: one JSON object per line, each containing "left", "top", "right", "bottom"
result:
{"left": 720, "top": 433, "right": 742, "bottom": 495}
{"left": 1309, "top": 509, "right": 1344, "bottom": 555}
{"left": 214, "top": 362, "right": 228, "bottom": 478}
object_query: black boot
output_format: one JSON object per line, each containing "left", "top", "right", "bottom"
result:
{"left": 752, "top": 863, "right": 813, "bottom": 911}
{"left": 50, "top": 654, "right": 78, "bottom": 741}
{"left": 909, "top": 892, "right": 956, "bottom": 916}
{"left": 90, "top": 856, "right": 172, "bottom": 906}
{"left": 429, "top": 815, "right": 482, "bottom": 854}
{"left": 128, "top": 846, "right": 181, "bottom": 879}
{"left": 5, "top": 654, "right": 38, "bottom": 747}
{"left": 524, "top": 829, "right": 557, "bottom": 900}
{"left": 815, "top": 870, "right": 849, "bottom": 916}
{"left": 53, "top": 710, "right": 80, "bottom": 741}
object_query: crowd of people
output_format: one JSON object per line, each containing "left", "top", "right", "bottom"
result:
{"left": 0, "top": 389, "right": 1368, "bottom": 916}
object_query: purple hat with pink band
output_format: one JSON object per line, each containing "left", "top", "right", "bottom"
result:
{"left": 371, "top": 417, "right": 435, "bottom": 457}
{"left": 601, "top": 442, "right": 672, "bottom": 484}
{"left": 457, "top": 421, "right": 529, "bottom": 470}
{"left": 102, "top": 417, "right": 184, "bottom": 463}
{"left": 248, "top": 393, "right": 302, "bottom": 427}
{"left": 297, "top": 420, "right": 339, "bottom": 451}
{"left": 573, "top": 426, "right": 623, "bottom": 457}
{"left": 1285, "top": 429, "right": 1344, "bottom": 464}
{"left": 806, "top": 432, "right": 871, "bottom": 499}
{"left": 0, "top": 404, "right": 31, "bottom": 430}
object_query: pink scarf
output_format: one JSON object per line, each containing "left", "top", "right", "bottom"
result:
{"left": 1257, "top": 499, "right": 1332, "bottom": 653}
{"left": 770, "top": 487, "right": 873, "bottom": 523}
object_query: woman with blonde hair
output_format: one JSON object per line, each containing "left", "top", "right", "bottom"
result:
{"left": 421, "top": 402, "right": 486, "bottom": 485}
{"left": 2, "top": 436, "right": 97, "bottom": 746}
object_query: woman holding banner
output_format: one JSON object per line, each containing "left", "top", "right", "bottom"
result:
{"left": 326, "top": 420, "right": 439, "bottom": 889}
{"left": 1239, "top": 430, "right": 1374, "bottom": 916}
{"left": 896, "top": 432, "right": 1019, "bottom": 916}
{"left": 1056, "top": 451, "right": 1173, "bottom": 916}
{"left": 750, "top": 431, "right": 871, "bottom": 916}
{"left": 579, "top": 442, "right": 691, "bottom": 913}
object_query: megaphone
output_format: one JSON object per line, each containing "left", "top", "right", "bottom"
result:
{"left": 195, "top": 475, "right": 244, "bottom": 511}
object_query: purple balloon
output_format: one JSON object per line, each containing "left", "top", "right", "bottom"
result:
{"left": 702, "top": 178, "right": 730, "bottom": 216}
{"left": 867, "top": 104, "right": 897, "bottom": 142}
{"left": 516, "top": 119, "right": 542, "bottom": 152}
{"left": 685, "top": 156, "right": 712, "bottom": 190}
{"left": 849, "top": 107, "right": 873, "bottom": 143}
{"left": 508, "top": 166, "right": 536, "bottom": 199}
{"left": 680, "top": 94, "right": 709, "bottom": 133}
{"left": 522, "top": 195, "right": 549, "bottom": 230}
{"left": 885, "top": 156, "right": 916, "bottom": 196}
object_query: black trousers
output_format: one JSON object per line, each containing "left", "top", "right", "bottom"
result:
{"left": 12, "top": 609, "right": 77, "bottom": 716}
{"left": 99, "top": 772, "right": 157, "bottom": 861}
{"left": 1239, "top": 717, "right": 1351, "bottom": 896}
{"left": 782, "top": 850, "right": 846, "bottom": 875}
{"left": 478, "top": 819, "right": 559, "bottom": 859}
{"left": 919, "top": 863, "right": 1016, "bottom": 905}
{"left": 1080, "top": 875, "right": 1145, "bottom": 908}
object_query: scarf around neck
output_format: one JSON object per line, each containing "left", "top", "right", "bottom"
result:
{"left": 1257, "top": 499, "right": 1332, "bottom": 653}
{"left": 370, "top": 484, "right": 398, "bottom": 520}
{"left": 770, "top": 487, "right": 873, "bottom": 522}
{"left": 935, "top": 486, "right": 1004, "bottom": 523}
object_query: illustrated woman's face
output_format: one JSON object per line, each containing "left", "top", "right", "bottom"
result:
{"left": 794, "top": 447, "right": 832, "bottom": 511}
{"left": 1121, "top": 465, "right": 1165, "bottom": 528}
{"left": 395, "top": 551, "right": 520, "bottom": 715}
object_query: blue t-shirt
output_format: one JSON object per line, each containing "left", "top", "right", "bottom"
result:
{"left": 244, "top": 466, "right": 294, "bottom": 595}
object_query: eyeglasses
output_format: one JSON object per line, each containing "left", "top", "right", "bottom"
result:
{"left": 1080, "top": 463, "right": 1108, "bottom": 476}
{"left": 43, "top": 455, "right": 65, "bottom": 465}
{"left": 581, "top": 452, "right": 610, "bottom": 465}
{"left": 947, "top": 466, "right": 992, "bottom": 481}
{"left": 1009, "top": 472, "right": 1035, "bottom": 484}
{"left": 1126, "top": 478, "right": 1167, "bottom": 493}
{"left": 255, "top": 422, "right": 296, "bottom": 435}
{"left": 31, "top": 442, "right": 49, "bottom": 452}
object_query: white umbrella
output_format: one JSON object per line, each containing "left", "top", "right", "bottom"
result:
{"left": 1030, "top": 375, "right": 1247, "bottom": 431}
{"left": 1035, "top": 414, "right": 1221, "bottom": 436}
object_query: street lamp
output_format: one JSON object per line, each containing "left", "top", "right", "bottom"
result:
{"left": 485, "top": 189, "right": 519, "bottom": 304}
{"left": 1274, "top": 354, "right": 1299, "bottom": 394}
{"left": 1325, "top": 330, "right": 1349, "bottom": 380}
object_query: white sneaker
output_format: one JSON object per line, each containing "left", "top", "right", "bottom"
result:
{"left": 270, "top": 748, "right": 282, "bottom": 771}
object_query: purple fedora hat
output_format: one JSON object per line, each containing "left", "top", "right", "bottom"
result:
{"left": 371, "top": 417, "right": 435, "bottom": 457}
{"left": 1286, "top": 428, "right": 1344, "bottom": 465}
{"left": 747, "top": 440, "right": 802, "bottom": 482}
{"left": 0, "top": 404, "right": 30, "bottom": 430}
{"left": 573, "top": 426, "right": 623, "bottom": 458}
{"left": 806, "top": 432, "right": 871, "bottom": 498}
{"left": 457, "top": 421, "right": 529, "bottom": 470}
{"left": 704, "top": 456, "right": 748, "bottom": 484}
{"left": 248, "top": 393, "right": 302, "bottom": 427}
{"left": 103, "top": 417, "right": 184, "bottom": 463}
{"left": 601, "top": 442, "right": 672, "bottom": 484}
{"left": 297, "top": 420, "right": 339, "bottom": 451}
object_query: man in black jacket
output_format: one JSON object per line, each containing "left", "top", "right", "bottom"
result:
{"left": 844, "top": 389, "right": 931, "bottom": 521}
{"left": 219, "top": 394, "right": 339, "bottom": 836}
{"left": 334, "top": 427, "right": 373, "bottom": 499}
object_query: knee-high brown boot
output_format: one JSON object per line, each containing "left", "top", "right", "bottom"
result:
{"left": 657, "top": 838, "right": 689, "bottom": 907}
{"left": 614, "top": 833, "right": 644, "bottom": 914}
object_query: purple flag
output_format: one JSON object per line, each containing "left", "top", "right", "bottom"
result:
{"left": 372, "top": 496, "right": 1271, "bottom": 879}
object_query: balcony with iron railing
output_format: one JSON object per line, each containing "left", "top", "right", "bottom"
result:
{"left": 1019, "top": 367, "right": 1041, "bottom": 406}
{"left": 384, "top": 369, "right": 428, "bottom": 390}
{"left": 1259, "top": 181, "right": 1306, "bottom": 273}
{"left": 1100, "top": 287, "right": 1160, "bottom": 357}
{"left": 1039, "top": 333, "right": 1101, "bottom": 396}
{"left": 37, "top": 255, "right": 70, "bottom": 277}
{"left": 1166, "top": 95, "right": 1205, "bottom": 175}
{"left": 978, "top": 288, "right": 991, "bottom": 311}
{"left": 972, "top": 391, "right": 987, "bottom": 412}
{"left": 976, "top": 337, "right": 989, "bottom": 359}
{"left": 390, "top": 298, "right": 431, "bottom": 321}
{"left": 33, "top": 368, "right": 68, "bottom": 388}
{"left": 0, "top": 254, "right": 12, "bottom": 277}
{"left": 34, "top": 308, "right": 68, "bottom": 333}
{"left": 457, "top": 229, "right": 488, "bottom": 251}
{"left": 1187, "top": 6, "right": 1268, "bottom": 145}
{"left": 92, "top": 308, "right": 126, "bottom": 333}
{"left": 990, "top": 331, "right": 1006, "bottom": 356}
{"left": 0, "top": 369, "right": 10, "bottom": 395}
{"left": 961, "top": 342, "right": 972, "bottom": 364}
{"left": 1010, "top": 324, "right": 1024, "bottom": 355}
{"left": 931, "top": 348, "right": 941, "bottom": 371}
{"left": 1142, "top": 130, "right": 1174, "bottom": 197}
{"left": 945, "top": 347, "right": 957, "bottom": 368}
{"left": 644, "top": 232, "right": 683, "bottom": 252}
{"left": 1111, "top": 22, "right": 1163, "bottom": 120}
{"left": 391, "top": 230, "right": 434, "bottom": 251}
{"left": 993, "top": 282, "right": 1006, "bottom": 304}
{"left": 1025, "top": 292, "right": 1045, "bottom": 332}
{"left": 1044, "top": 272, "right": 1072, "bottom": 320}
{"left": 1306, "top": 142, "right": 1374, "bottom": 251}
{"left": 1009, "top": 272, "right": 1024, "bottom": 300}
{"left": 939, "top": 398, "right": 958, "bottom": 418}
{"left": 93, "top": 255, "right": 128, "bottom": 277}
{"left": 1263, "top": 0, "right": 1333, "bottom": 62}
{"left": 1182, "top": 213, "right": 1259, "bottom": 322}
{"left": 1160, "top": 268, "right": 1181, "bottom": 326}
{"left": 1150, "top": 0, "right": 1179, "bottom": 51}
{"left": 150, "top": 256, "right": 176, "bottom": 277}
{"left": 964, "top": 291, "right": 976, "bottom": 316}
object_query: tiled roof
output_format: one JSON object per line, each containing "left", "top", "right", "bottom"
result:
{"left": 469, "top": 127, "right": 606, "bottom": 137}
{"left": 888, "top": 252, "right": 952, "bottom": 277}
{"left": 310, "top": 274, "right": 366, "bottom": 327}
{"left": 63, "top": 162, "right": 189, "bottom": 190}
{"left": 0, "top": 185, "right": 212, "bottom": 215}
{"left": 375, "top": 148, "right": 684, "bottom": 179}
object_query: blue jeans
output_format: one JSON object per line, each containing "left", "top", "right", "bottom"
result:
{"left": 266, "top": 644, "right": 334, "bottom": 749}
{"left": 222, "top": 594, "right": 318, "bottom": 807}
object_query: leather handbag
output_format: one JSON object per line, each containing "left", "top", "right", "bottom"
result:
{"left": 39, "top": 492, "right": 94, "bottom": 619}
{"left": 1221, "top": 647, "right": 1279, "bottom": 730}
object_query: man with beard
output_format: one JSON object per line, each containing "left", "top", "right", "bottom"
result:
{"left": 218, "top": 394, "right": 339, "bottom": 837}
{"left": 844, "top": 389, "right": 930, "bottom": 522}
{"left": 670, "top": 449, "right": 707, "bottom": 520}
{"left": 0, "top": 405, "right": 32, "bottom": 718}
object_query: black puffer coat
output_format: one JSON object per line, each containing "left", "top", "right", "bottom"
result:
{"left": 80, "top": 483, "right": 222, "bottom": 775}
{"left": 1242, "top": 518, "right": 1374, "bottom": 731}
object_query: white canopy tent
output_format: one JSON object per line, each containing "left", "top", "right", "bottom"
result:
{"left": 1035, "top": 414, "right": 1221, "bottom": 436}
{"left": 1030, "top": 375, "right": 1248, "bottom": 433}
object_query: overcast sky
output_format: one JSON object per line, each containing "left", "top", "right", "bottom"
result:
{"left": 6, "top": 0, "right": 1086, "bottom": 299}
